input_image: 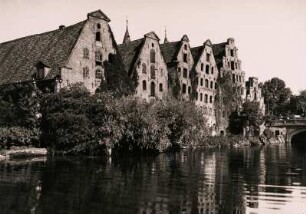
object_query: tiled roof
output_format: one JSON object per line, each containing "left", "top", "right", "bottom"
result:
{"left": 160, "top": 41, "right": 181, "bottom": 64}
{"left": 212, "top": 42, "right": 226, "bottom": 70}
{"left": 117, "top": 39, "right": 144, "bottom": 74}
{"left": 191, "top": 46, "right": 204, "bottom": 65}
{"left": 0, "top": 21, "right": 86, "bottom": 85}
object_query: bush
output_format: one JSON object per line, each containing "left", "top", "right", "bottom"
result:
{"left": 0, "top": 126, "right": 40, "bottom": 149}
{"left": 40, "top": 84, "right": 210, "bottom": 155}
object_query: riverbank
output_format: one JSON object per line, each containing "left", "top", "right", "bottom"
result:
{"left": 0, "top": 147, "right": 47, "bottom": 161}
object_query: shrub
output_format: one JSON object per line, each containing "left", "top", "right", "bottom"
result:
{"left": 0, "top": 126, "right": 40, "bottom": 149}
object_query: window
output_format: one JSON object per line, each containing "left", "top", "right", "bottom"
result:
{"left": 159, "top": 83, "right": 163, "bottom": 92}
{"left": 95, "top": 69, "right": 103, "bottom": 79}
{"left": 188, "top": 86, "right": 191, "bottom": 94}
{"left": 231, "top": 61, "right": 235, "bottom": 70}
{"left": 205, "top": 94, "right": 208, "bottom": 103}
{"left": 177, "top": 67, "right": 181, "bottom": 76}
{"left": 183, "top": 68, "right": 188, "bottom": 78}
{"left": 97, "top": 23, "right": 101, "bottom": 29}
{"left": 210, "top": 96, "right": 213, "bottom": 103}
{"left": 211, "top": 67, "right": 214, "bottom": 74}
{"left": 150, "top": 49, "right": 156, "bottom": 63}
{"left": 206, "top": 53, "right": 210, "bottom": 62}
{"left": 151, "top": 43, "right": 154, "bottom": 48}
{"left": 232, "top": 74, "right": 236, "bottom": 83}
{"left": 182, "top": 84, "right": 187, "bottom": 94}
{"left": 200, "top": 93, "right": 203, "bottom": 101}
{"left": 143, "top": 80, "right": 147, "bottom": 90}
{"left": 201, "top": 63, "right": 204, "bottom": 71}
{"left": 239, "top": 75, "right": 241, "bottom": 82}
{"left": 205, "top": 65, "right": 210, "bottom": 74}
{"left": 37, "top": 67, "right": 45, "bottom": 79}
{"left": 230, "top": 49, "right": 234, "bottom": 57}
{"left": 108, "top": 54, "right": 114, "bottom": 63}
{"left": 205, "top": 79, "right": 208, "bottom": 88}
{"left": 210, "top": 81, "right": 213, "bottom": 89}
{"left": 95, "top": 51, "right": 102, "bottom": 66}
{"left": 184, "top": 44, "right": 187, "bottom": 50}
{"left": 150, "top": 65, "right": 155, "bottom": 79}
{"left": 142, "top": 63, "right": 147, "bottom": 74}
{"left": 196, "top": 92, "right": 198, "bottom": 100}
{"left": 150, "top": 82, "right": 155, "bottom": 97}
{"left": 83, "top": 67, "right": 89, "bottom": 79}
{"left": 215, "top": 82, "right": 218, "bottom": 89}
{"left": 96, "top": 32, "right": 101, "bottom": 42}
{"left": 183, "top": 53, "right": 187, "bottom": 63}
{"left": 83, "top": 48, "right": 89, "bottom": 59}
{"left": 200, "top": 78, "right": 203, "bottom": 86}
{"left": 196, "top": 77, "right": 199, "bottom": 85}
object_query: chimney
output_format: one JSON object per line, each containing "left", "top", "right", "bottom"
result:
{"left": 59, "top": 25, "right": 65, "bottom": 30}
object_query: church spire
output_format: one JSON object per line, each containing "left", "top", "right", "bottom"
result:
{"left": 123, "top": 17, "right": 131, "bottom": 44}
{"left": 164, "top": 26, "right": 169, "bottom": 43}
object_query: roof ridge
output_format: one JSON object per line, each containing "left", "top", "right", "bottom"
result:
{"left": 0, "top": 20, "right": 86, "bottom": 46}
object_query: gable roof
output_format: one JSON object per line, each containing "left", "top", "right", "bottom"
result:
{"left": 118, "top": 39, "right": 144, "bottom": 74}
{"left": 0, "top": 21, "right": 86, "bottom": 85}
{"left": 212, "top": 42, "right": 226, "bottom": 70}
{"left": 87, "top": 10, "right": 111, "bottom": 22}
{"left": 144, "top": 32, "right": 160, "bottom": 41}
{"left": 160, "top": 41, "right": 181, "bottom": 64}
{"left": 191, "top": 45, "right": 204, "bottom": 65}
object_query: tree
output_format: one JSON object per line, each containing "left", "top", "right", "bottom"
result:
{"left": 262, "top": 77, "right": 292, "bottom": 115}
{"left": 287, "top": 90, "right": 306, "bottom": 116}
{"left": 229, "top": 101, "right": 264, "bottom": 136}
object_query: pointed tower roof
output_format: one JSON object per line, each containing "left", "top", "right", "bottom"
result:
{"left": 123, "top": 18, "right": 131, "bottom": 44}
{"left": 164, "top": 26, "right": 169, "bottom": 43}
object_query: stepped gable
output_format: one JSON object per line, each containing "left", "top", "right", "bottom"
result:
{"left": 0, "top": 21, "right": 86, "bottom": 85}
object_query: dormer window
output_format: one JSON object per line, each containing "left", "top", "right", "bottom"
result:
{"left": 35, "top": 61, "right": 48, "bottom": 79}
{"left": 184, "top": 44, "right": 188, "bottom": 50}
{"left": 37, "top": 67, "right": 45, "bottom": 79}
{"left": 230, "top": 49, "right": 234, "bottom": 57}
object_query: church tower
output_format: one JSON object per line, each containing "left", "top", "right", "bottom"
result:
{"left": 123, "top": 18, "right": 131, "bottom": 44}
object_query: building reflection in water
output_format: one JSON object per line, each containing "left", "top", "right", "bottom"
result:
{"left": 0, "top": 145, "right": 306, "bottom": 213}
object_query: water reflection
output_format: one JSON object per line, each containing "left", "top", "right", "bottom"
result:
{"left": 0, "top": 146, "right": 306, "bottom": 213}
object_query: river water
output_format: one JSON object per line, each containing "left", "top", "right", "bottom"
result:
{"left": 0, "top": 145, "right": 306, "bottom": 214}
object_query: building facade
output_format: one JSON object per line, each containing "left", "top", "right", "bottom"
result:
{"left": 160, "top": 35, "right": 194, "bottom": 101}
{"left": 245, "top": 77, "right": 265, "bottom": 115}
{"left": 0, "top": 10, "right": 126, "bottom": 94}
{"left": 191, "top": 40, "right": 219, "bottom": 131}
{"left": 0, "top": 9, "right": 266, "bottom": 136}
{"left": 118, "top": 32, "right": 168, "bottom": 101}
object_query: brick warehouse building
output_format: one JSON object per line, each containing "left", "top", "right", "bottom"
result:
{"left": 0, "top": 9, "right": 265, "bottom": 135}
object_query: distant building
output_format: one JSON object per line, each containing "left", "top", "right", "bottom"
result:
{"left": 213, "top": 38, "right": 246, "bottom": 99}
{"left": 118, "top": 31, "right": 168, "bottom": 101}
{"left": 245, "top": 77, "right": 265, "bottom": 115}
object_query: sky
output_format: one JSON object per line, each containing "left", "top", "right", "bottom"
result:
{"left": 0, "top": 0, "right": 305, "bottom": 94}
